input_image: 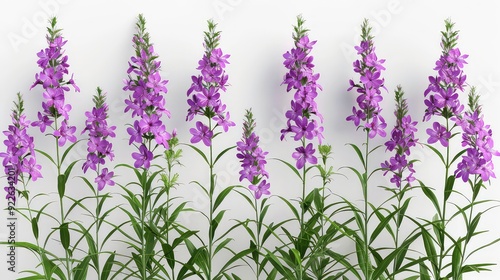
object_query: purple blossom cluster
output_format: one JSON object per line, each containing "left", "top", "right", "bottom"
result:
{"left": 30, "top": 18, "right": 79, "bottom": 147}
{"left": 1, "top": 94, "right": 42, "bottom": 200}
{"left": 187, "top": 20, "right": 234, "bottom": 146}
{"left": 454, "top": 91, "right": 500, "bottom": 182}
{"left": 124, "top": 15, "right": 172, "bottom": 168}
{"left": 423, "top": 20, "right": 468, "bottom": 148}
{"left": 280, "top": 16, "right": 323, "bottom": 169}
{"left": 236, "top": 109, "right": 270, "bottom": 199}
{"left": 382, "top": 87, "right": 418, "bottom": 188}
{"left": 346, "top": 20, "right": 387, "bottom": 139}
{"left": 82, "top": 89, "right": 116, "bottom": 190}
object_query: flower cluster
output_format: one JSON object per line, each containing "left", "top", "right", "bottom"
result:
{"left": 346, "top": 19, "right": 387, "bottom": 139}
{"left": 1, "top": 93, "right": 42, "bottom": 199}
{"left": 454, "top": 89, "right": 499, "bottom": 182}
{"left": 382, "top": 87, "right": 418, "bottom": 188}
{"left": 280, "top": 16, "right": 323, "bottom": 169}
{"left": 236, "top": 109, "right": 270, "bottom": 199}
{"left": 124, "top": 15, "right": 172, "bottom": 168}
{"left": 423, "top": 20, "right": 468, "bottom": 147}
{"left": 30, "top": 17, "right": 79, "bottom": 147}
{"left": 82, "top": 88, "right": 116, "bottom": 190}
{"left": 187, "top": 20, "right": 234, "bottom": 146}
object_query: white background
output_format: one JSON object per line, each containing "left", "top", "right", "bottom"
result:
{"left": 1, "top": 0, "right": 500, "bottom": 279}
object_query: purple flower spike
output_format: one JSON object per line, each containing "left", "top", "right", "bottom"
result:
{"left": 186, "top": 19, "right": 234, "bottom": 142}
{"left": 347, "top": 19, "right": 387, "bottom": 139}
{"left": 124, "top": 14, "right": 173, "bottom": 167}
{"left": 236, "top": 109, "right": 270, "bottom": 199}
{"left": 381, "top": 88, "right": 418, "bottom": 188}
{"left": 454, "top": 88, "right": 499, "bottom": 182}
{"left": 82, "top": 88, "right": 116, "bottom": 190}
{"left": 1, "top": 93, "right": 42, "bottom": 200}
{"left": 31, "top": 17, "right": 78, "bottom": 148}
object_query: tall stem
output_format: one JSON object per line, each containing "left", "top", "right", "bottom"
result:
{"left": 208, "top": 118, "right": 214, "bottom": 280}
{"left": 22, "top": 176, "right": 50, "bottom": 279}
{"left": 54, "top": 119, "right": 72, "bottom": 280}
{"left": 438, "top": 118, "right": 451, "bottom": 278}
{"left": 363, "top": 131, "right": 371, "bottom": 280}
{"left": 254, "top": 198, "right": 261, "bottom": 280}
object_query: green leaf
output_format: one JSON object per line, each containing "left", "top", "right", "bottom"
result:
{"left": 73, "top": 255, "right": 91, "bottom": 280}
{"left": 214, "top": 146, "right": 235, "bottom": 165}
{"left": 213, "top": 186, "right": 235, "bottom": 212}
{"left": 162, "top": 243, "right": 175, "bottom": 270}
{"left": 452, "top": 240, "right": 462, "bottom": 279}
{"left": 444, "top": 175, "right": 455, "bottom": 202}
{"left": 419, "top": 261, "right": 431, "bottom": 280}
{"left": 421, "top": 229, "right": 438, "bottom": 273}
{"left": 424, "top": 144, "right": 445, "bottom": 165}
{"left": 420, "top": 182, "right": 441, "bottom": 213}
{"left": 100, "top": 253, "right": 115, "bottom": 280}
{"left": 31, "top": 217, "right": 39, "bottom": 240}
{"left": 185, "top": 144, "right": 209, "bottom": 165}
{"left": 347, "top": 143, "right": 366, "bottom": 169}
{"left": 370, "top": 210, "right": 398, "bottom": 244}
{"left": 58, "top": 174, "right": 66, "bottom": 199}
{"left": 273, "top": 158, "right": 302, "bottom": 180}
{"left": 60, "top": 222, "right": 70, "bottom": 251}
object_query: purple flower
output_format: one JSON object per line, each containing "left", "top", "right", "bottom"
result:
{"left": 82, "top": 89, "right": 116, "bottom": 191}
{"left": 249, "top": 180, "right": 271, "bottom": 199}
{"left": 95, "top": 168, "right": 115, "bottom": 191}
{"left": 347, "top": 20, "right": 386, "bottom": 139}
{"left": 186, "top": 19, "right": 234, "bottom": 143}
{"left": 453, "top": 90, "right": 500, "bottom": 182}
{"left": 236, "top": 109, "right": 270, "bottom": 199}
{"left": 124, "top": 15, "right": 173, "bottom": 167}
{"left": 426, "top": 122, "right": 451, "bottom": 147}
{"left": 190, "top": 121, "right": 213, "bottom": 147}
{"left": 132, "top": 145, "right": 153, "bottom": 169}
{"left": 53, "top": 120, "right": 77, "bottom": 147}
{"left": 292, "top": 143, "right": 318, "bottom": 169}
{"left": 1, "top": 93, "right": 42, "bottom": 194}
{"left": 31, "top": 17, "right": 78, "bottom": 137}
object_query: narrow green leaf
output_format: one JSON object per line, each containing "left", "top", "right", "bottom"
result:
{"left": 444, "top": 175, "right": 455, "bottom": 202}
{"left": 185, "top": 144, "right": 209, "bottom": 165}
{"left": 347, "top": 143, "right": 366, "bottom": 168}
{"left": 100, "top": 253, "right": 115, "bottom": 280}
{"left": 60, "top": 222, "right": 70, "bottom": 250}
{"left": 214, "top": 146, "right": 235, "bottom": 165}
{"left": 58, "top": 174, "right": 66, "bottom": 199}
{"left": 213, "top": 186, "right": 235, "bottom": 212}
{"left": 73, "top": 255, "right": 90, "bottom": 280}
{"left": 452, "top": 240, "right": 462, "bottom": 279}
{"left": 31, "top": 217, "right": 39, "bottom": 240}
{"left": 162, "top": 243, "right": 175, "bottom": 270}
{"left": 273, "top": 158, "right": 302, "bottom": 180}
{"left": 420, "top": 183, "right": 441, "bottom": 213}
{"left": 419, "top": 261, "right": 431, "bottom": 280}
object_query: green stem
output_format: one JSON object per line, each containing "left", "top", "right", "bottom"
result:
{"left": 438, "top": 118, "right": 451, "bottom": 278}
{"left": 254, "top": 197, "right": 261, "bottom": 280}
{"left": 208, "top": 118, "right": 214, "bottom": 280}
{"left": 361, "top": 131, "right": 372, "bottom": 280}
{"left": 22, "top": 176, "right": 50, "bottom": 279}
{"left": 54, "top": 119, "right": 72, "bottom": 280}
{"left": 298, "top": 138, "right": 307, "bottom": 280}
